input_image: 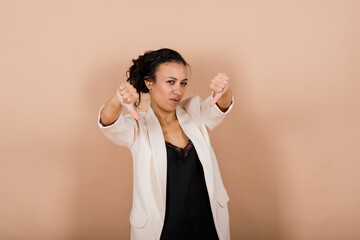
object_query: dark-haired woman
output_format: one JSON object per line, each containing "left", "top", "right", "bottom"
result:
{"left": 98, "top": 48, "right": 234, "bottom": 240}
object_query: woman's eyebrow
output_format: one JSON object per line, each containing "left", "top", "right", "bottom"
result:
{"left": 166, "top": 76, "right": 188, "bottom": 81}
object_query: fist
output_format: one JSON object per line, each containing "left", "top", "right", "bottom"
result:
{"left": 116, "top": 82, "right": 139, "bottom": 105}
{"left": 210, "top": 73, "right": 229, "bottom": 94}
{"left": 116, "top": 82, "right": 140, "bottom": 120}
{"left": 209, "top": 73, "right": 229, "bottom": 107}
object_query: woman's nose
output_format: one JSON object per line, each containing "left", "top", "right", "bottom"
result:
{"left": 173, "top": 85, "right": 181, "bottom": 94}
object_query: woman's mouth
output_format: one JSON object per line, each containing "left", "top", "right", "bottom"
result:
{"left": 170, "top": 98, "right": 180, "bottom": 104}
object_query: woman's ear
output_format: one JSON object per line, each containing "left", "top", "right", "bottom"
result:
{"left": 145, "top": 78, "right": 153, "bottom": 90}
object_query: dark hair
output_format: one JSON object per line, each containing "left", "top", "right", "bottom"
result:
{"left": 126, "top": 48, "right": 190, "bottom": 107}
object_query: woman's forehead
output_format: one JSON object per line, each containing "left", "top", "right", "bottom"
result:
{"left": 156, "top": 62, "right": 188, "bottom": 78}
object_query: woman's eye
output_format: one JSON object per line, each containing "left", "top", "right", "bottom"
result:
{"left": 181, "top": 82, "right": 188, "bottom": 86}
{"left": 167, "top": 80, "right": 175, "bottom": 84}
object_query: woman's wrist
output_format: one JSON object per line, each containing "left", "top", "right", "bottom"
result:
{"left": 216, "top": 86, "right": 232, "bottom": 111}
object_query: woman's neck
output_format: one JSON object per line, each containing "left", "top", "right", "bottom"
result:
{"left": 150, "top": 103, "right": 177, "bottom": 126}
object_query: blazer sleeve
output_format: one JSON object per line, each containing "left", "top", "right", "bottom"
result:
{"left": 97, "top": 105, "right": 138, "bottom": 148}
{"left": 181, "top": 93, "right": 235, "bottom": 131}
{"left": 200, "top": 92, "right": 235, "bottom": 131}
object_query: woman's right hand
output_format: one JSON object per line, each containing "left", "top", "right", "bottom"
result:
{"left": 116, "top": 82, "right": 140, "bottom": 120}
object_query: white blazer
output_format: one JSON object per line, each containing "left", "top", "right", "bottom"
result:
{"left": 97, "top": 94, "right": 234, "bottom": 240}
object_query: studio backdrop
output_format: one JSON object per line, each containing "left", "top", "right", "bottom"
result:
{"left": 1, "top": 0, "right": 359, "bottom": 239}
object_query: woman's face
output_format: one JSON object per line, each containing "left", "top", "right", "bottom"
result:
{"left": 146, "top": 61, "right": 188, "bottom": 113}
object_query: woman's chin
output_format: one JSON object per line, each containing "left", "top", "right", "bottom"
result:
{"left": 152, "top": 100, "right": 179, "bottom": 113}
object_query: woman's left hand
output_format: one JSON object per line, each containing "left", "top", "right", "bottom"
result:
{"left": 209, "top": 73, "right": 230, "bottom": 107}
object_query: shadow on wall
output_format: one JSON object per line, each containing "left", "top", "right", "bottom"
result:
{"left": 69, "top": 57, "right": 134, "bottom": 239}
{"left": 202, "top": 51, "right": 285, "bottom": 239}
{"left": 71, "top": 49, "right": 285, "bottom": 239}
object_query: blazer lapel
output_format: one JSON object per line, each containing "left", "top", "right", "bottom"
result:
{"left": 145, "top": 106, "right": 167, "bottom": 207}
{"left": 176, "top": 106, "right": 215, "bottom": 203}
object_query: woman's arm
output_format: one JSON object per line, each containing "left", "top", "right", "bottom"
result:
{"left": 100, "top": 94, "right": 123, "bottom": 126}
{"left": 97, "top": 82, "right": 140, "bottom": 148}
{"left": 215, "top": 86, "right": 233, "bottom": 112}
{"left": 194, "top": 73, "right": 234, "bottom": 131}
{"left": 209, "top": 73, "right": 233, "bottom": 112}
{"left": 100, "top": 82, "right": 140, "bottom": 126}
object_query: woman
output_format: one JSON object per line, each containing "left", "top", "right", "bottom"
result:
{"left": 98, "top": 48, "right": 234, "bottom": 240}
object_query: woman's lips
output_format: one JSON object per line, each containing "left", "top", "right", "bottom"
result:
{"left": 170, "top": 98, "right": 180, "bottom": 104}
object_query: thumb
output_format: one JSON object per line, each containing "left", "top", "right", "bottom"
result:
{"left": 116, "top": 90, "right": 140, "bottom": 121}
{"left": 209, "top": 85, "right": 228, "bottom": 107}
{"left": 126, "top": 104, "right": 140, "bottom": 121}
{"left": 209, "top": 92, "right": 223, "bottom": 107}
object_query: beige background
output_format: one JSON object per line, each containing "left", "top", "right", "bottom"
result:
{"left": 1, "top": 0, "right": 359, "bottom": 239}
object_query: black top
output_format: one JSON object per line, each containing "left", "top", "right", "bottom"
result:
{"left": 160, "top": 139, "right": 219, "bottom": 240}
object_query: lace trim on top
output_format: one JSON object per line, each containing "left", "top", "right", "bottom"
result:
{"left": 165, "top": 139, "right": 193, "bottom": 158}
